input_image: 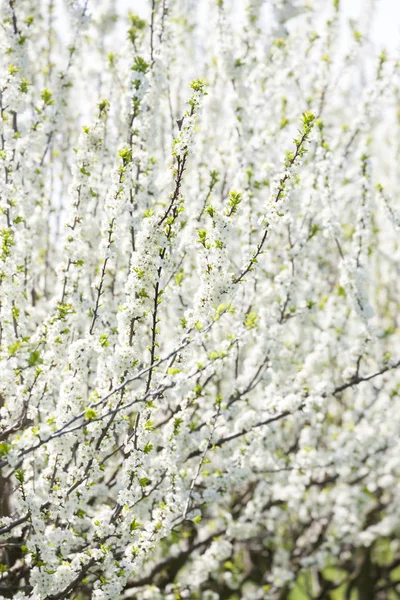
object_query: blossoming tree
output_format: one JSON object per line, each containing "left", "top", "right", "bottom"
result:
{"left": 1, "top": 0, "right": 400, "bottom": 598}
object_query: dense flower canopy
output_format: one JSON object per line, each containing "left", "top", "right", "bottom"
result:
{"left": 1, "top": 0, "right": 400, "bottom": 598}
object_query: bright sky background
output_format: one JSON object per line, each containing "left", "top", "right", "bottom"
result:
{"left": 352, "top": 0, "right": 400, "bottom": 51}
{"left": 55, "top": 0, "right": 400, "bottom": 57}
{"left": 114, "top": 0, "right": 400, "bottom": 51}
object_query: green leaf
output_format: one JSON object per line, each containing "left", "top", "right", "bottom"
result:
{"left": 41, "top": 88, "right": 54, "bottom": 105}
{"left": 0, "top": 442, "right": 11, "bottom": 457}
{"left": 190, "top": 79, "right": 208, "bottom": 94}
{"left": 167, "top": 367, "right": 182, "bottom": 376}
{"left": 15, "top": 469, "right": 25, "bottom": 483}
{"left": 130, "top": 518, "right": 142, "bottom": 531}
{"left": 28, "top": 350, "right": 42, "bottom": 367}
{"left": 143, "top": 442, "right": 153, "bottom": 454}
{"left": 139, "top": 477, "right": 150, "bottom": 487}
{"left": 84, "top": 408, "right": 97, "bottom": 421}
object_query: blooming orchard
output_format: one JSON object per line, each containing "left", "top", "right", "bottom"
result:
{"left": 1, "top": 0, "right": 400, "bottom": 598}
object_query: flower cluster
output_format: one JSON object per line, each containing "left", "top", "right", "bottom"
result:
{"left": 1, "top": 1, "right": 400, "bottom": 599}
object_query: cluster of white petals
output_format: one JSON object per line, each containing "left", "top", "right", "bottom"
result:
{"left": 1, "top": 0, "right": 400, "bottom": 599}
